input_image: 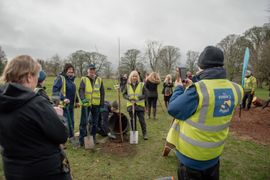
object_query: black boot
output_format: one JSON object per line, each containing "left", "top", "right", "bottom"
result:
{"left": 148, "top": 108, "right": 151, "bottom": 119}
{"left": 143, "top": 132, "right": 148, "bottom": 140}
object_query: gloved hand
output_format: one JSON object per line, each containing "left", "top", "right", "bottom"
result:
{"left": 129, "top": 98, "right": 136, "bottom": 104}
{"left": 81, "top": 99, "right": 89, "bottom": 106}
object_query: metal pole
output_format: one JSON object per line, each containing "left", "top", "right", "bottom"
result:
{"left": 118, "top": 38, "right": 124, "bottom": 142}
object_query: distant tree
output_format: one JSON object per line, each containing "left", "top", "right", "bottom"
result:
{"left": 47, "top": 54, "right": 62, "bottom": 76}
{"left": 260, "top": 39, "right": 270, "bottom": 89}
{"left": 244, "top": 26, "right": 270, "bottom": 87}
{"left": 68, "top": 50, "right": 108, "bottom": 77}
{"left": 217, "top": 34, "right": 248, "bottom": 81}
{"left": 68, "top": 50, "right": 88, "bottom": 77}
{"left": 145, "top": 41, "right": 162, "bottom": 72}
{"left": 159, "top": 45, "right": 181, "bottom": 76}
{"left": 37, "top": 58, "right": 46, "bottom": 70}
{"left": 87, "top": 52, "right": 107, "bottom": 74}
{"left": 119, "top": 49, "right": 143, "bottom": 75}
{"left": 101, "top": 61, "right": 113, "bottom": 79}
{"left": 185, "top": 50, "right": 199, "bottom": 74}
{"left": 0, "top": 46, "right": 7, "bottom": 74}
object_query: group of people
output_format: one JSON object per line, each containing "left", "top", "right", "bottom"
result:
{"left": 0, "top": 44, "right": 264, "bottom": 180}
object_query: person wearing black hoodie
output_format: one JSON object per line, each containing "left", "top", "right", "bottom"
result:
{"left": 0, "top": 55, "right": 71, "bottom": 180}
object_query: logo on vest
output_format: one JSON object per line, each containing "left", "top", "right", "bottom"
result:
{"left": 214, "top": 89, "right": 234, "bottom": 117}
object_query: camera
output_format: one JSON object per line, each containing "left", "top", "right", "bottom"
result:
{"left": 178, "top": 67, "right": 187, "bottom": 81}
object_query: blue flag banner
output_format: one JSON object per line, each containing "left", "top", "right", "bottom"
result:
{"left": 242, "top": 47, "right": 250, "bottom": 87}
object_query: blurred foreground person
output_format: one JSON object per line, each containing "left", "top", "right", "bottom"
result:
{"left": 0, "top": 55, "right": 71, "bottom": 180}
{"left": 166, "top": 46, "right": 243, "bottom": 180}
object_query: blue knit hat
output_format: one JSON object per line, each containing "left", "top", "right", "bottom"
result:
{"left": 88, "top": 63, "right": 96, "bottom": 69}
{"left": 38, "top": 70, "right": 47, "bottom": 82}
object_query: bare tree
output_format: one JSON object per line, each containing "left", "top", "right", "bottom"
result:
{"left": 158, "top": 45, "right": 181, "bottom": 76}
{"left": 101, "top": 61, "right": 113, "bottom": 79}
{"left": 0, "top": 46, "right": 7, "bottom": 74}
{"left": 217, "top": 34, "right": 245, "bottom": 81}
{"left": 145, "top": 41, "right": 162, "bottom": 72}
{"left": 244, "top": 26, "right": 270, "bottom": 87}
{"left": 47, "top": 54, "right": 62, "bottom": 76}
{"left": 119, "top": 49, "right": 142, "bottom": 75}
{"left": 185, "top": 50, "right": 199, "bottom": 74}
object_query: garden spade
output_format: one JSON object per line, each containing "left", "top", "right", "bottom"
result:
{"left": 130, "top": 102, "right": 138, "bottom": 144}
{"left": 84, "top": 108, "right": 95, "bottom": 149}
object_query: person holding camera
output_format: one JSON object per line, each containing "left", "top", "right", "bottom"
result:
{"left": 166, "top": 46, "right": 243, "bottom": 180}
{"left": 0, "top": 55, "right": 71, "bottom": 179}
{"left": 162, "top": 74, "right": 174, "bottom": 108}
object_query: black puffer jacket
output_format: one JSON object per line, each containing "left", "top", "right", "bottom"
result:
{"left": 0, "top": 83, "right": 68, "bottom": 179}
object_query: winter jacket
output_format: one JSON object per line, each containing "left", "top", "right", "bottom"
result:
{"left": 0, "top": 83, "right": 68, "bottom": 179}
{"left": 52, "top": 74, "right": 78, "bottom": 105}
{"left": 145, "top": 80, "right": 159, "bottom": 98}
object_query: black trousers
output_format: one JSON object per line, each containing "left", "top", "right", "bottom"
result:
{"left": 242, "top": 91, "right": 253, "bottom": 110}
{"left": 177, "top": 161, "right": 219, "bottom": 180}
{"left": 128, "top": 111, "right": 147, "bottom": 135}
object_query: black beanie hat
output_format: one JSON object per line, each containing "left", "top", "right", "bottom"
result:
{"left": 197, "top": 46, "right": 224, "bottom": 69}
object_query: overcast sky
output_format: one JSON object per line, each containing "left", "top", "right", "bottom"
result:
{"left": 0, "top": 0, "right": 268, "bottom": 66}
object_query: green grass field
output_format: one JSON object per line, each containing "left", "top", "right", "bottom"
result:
{"left": 0, "top": 77, "right": 269, "bottom": 179}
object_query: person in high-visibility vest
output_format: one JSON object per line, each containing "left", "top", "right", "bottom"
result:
{"left": 166, "top": 46, "right": 243, "bottom": 180}
{"left": 52, "top": 63, "right": 80, "bottom": 139}
{"left": 78, "top": 63, "right": 105, "bottom": 146}
{"left": 242, "top": 70, "right": 257, "bottom": 110}
{"left": 123, "top": 70, "right": 148, "bottom": 140}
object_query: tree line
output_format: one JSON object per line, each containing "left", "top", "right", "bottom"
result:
{"left": 0, "top": 24, "right": 269, "bottom": 88}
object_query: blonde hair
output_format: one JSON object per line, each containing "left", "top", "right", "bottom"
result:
{"left": 1, "top": 55, "right": 41, "bottom": 84}
{"left": 147, "top": 72, "right": 161, "bottom": 84}
{"left": 128, "top": 70, "right": 140, "bottom": 84}
{"left": 164, "top": 74, "right": 172, "bottom": 83}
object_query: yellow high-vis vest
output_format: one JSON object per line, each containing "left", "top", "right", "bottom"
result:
{"left": 81, "top": 76, "right": 102, "bottom": 106}
{"left": 127, "top": 82, "right": 145, "bottom": 107}
{"left": 166, "top": 79, "right": 243, "bottom": 161}
{"left": 59, "top": 75, "right": 66, "bottom": 108}
{"left": 244, "top": 76, "right": 256, "bottom": 92}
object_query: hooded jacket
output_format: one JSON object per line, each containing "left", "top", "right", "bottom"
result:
{"left": 0, "top": 83, "right": 68, "bottom": 178}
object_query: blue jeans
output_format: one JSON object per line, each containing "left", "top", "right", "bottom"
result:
{"left": 79, "top": 106, "right": 100, "bottom": 145}
{"left": 64, "top": 105, "right": 74, "bottom": 138}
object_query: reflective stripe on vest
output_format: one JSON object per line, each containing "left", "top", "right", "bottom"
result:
{"left": 127, "top": 82, "right": 145, "bottom": 107}
{"left": 60, "top": 75, "right": 66, "bottom": 97}
{"left": 167, "top": 79, "right": 243, "bottom": 161}
{"left": 59, "top": 75, "right": 66, "bottom": 107}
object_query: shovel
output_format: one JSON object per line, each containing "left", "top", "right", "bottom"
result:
{"left": 84, "top": 107, "right": 95, "bottom": 149}
{"left": 130, "top": 102, "right": 138, "bottom": 144}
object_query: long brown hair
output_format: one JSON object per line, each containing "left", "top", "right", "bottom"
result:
{"left": 1, "top": 55, "right": 41, "bottom": 84}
